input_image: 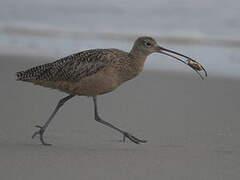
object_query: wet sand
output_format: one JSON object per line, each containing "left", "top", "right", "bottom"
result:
{"left": 0, "top": 55, "right": 240, "bottom": 180}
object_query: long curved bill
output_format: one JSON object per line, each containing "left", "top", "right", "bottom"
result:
{"left": 156, "top": 46, "right": 207, "bottom": 80}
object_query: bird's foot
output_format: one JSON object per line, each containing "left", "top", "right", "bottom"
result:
{"left": 32, "top": 125, "right": 51, "bottom": 146}
{"left": 122, "top": 132, "right": 147, "bottom": 144}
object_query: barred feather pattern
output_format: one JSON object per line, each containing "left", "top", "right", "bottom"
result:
{"left": 16, "top": 63, "right": 53, "bottom": 81}
{"left": 16, "top": 49, "right": 113, "bottom": 82}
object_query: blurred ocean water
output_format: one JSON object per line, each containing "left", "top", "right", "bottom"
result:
{"left": 0, "top": 0, "right": 240, "bottom": 78}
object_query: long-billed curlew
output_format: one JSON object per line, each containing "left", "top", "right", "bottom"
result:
{"left": 16, "top": 36, "right": 207, "bottom": 145}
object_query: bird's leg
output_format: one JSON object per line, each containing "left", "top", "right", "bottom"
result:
{"left": 92, "top": 96, "right": 147, "bottom": 144}
{"left": 32, "top": 94, "right": 75, "bottom": 145}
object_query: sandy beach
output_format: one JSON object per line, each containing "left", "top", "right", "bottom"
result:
{"left": 0, "top": 55, "right": 240, "bottom": 180}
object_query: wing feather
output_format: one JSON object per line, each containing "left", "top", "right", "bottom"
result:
{"left": 52, "top": 49, "right": 108, "bottom": 81}
{"left": 17, "top": 49, "right": 112, "bottom": 82}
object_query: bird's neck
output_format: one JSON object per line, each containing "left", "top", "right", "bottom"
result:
{"left": 116, "top": 51, "right": 147, "bottom": 83}
{"left": 129, "top": 46, "right": 149, "bottom": 59}
{"left": 128, "top": 48, "right": 148, "bottom": 71}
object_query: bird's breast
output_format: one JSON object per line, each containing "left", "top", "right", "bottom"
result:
{"left": 116, "top": 58, "right": 145, "bottom": 83}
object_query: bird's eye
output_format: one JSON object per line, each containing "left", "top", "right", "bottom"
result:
{"left": 144, "top": 42, "right": 152, "bottom": 47}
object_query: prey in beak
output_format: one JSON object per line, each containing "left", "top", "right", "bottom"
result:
{"left": 155, "top": 46, "right": 207, "bottom": 79}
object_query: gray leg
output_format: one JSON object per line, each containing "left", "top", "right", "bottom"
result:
{"left": 32, "top": 94, "right": 75, "bottom": 145}
{"left": 93, "top": 96, "right": 147, "bottom": 144}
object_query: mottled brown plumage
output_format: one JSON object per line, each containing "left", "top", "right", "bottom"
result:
{"left": 16, "top": 36, "right": 206, "bottom": 145}
{"left": 16, "top": 37, "right": 155, "bottom": 96}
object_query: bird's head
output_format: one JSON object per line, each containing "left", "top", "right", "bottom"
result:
{"left": 130, "top": 36, "right": 207, "bottom": 79}
{"left": 131, "top": 36, "right": 158, "bottom": 56}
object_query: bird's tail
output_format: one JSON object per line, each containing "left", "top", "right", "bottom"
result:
{"left": 16, "top": 70, "right": 26, "bottom": 81}
{"left": 16, "top": 63, "right": 52, "bottom": 81}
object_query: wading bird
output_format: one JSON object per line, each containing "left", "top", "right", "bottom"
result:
{"left": 16, "top": 36, "right": 207, "bottom": 145}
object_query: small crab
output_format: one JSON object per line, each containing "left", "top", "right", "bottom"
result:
{"left": 186, "top": 59, "right": 208, "bottom": 78}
